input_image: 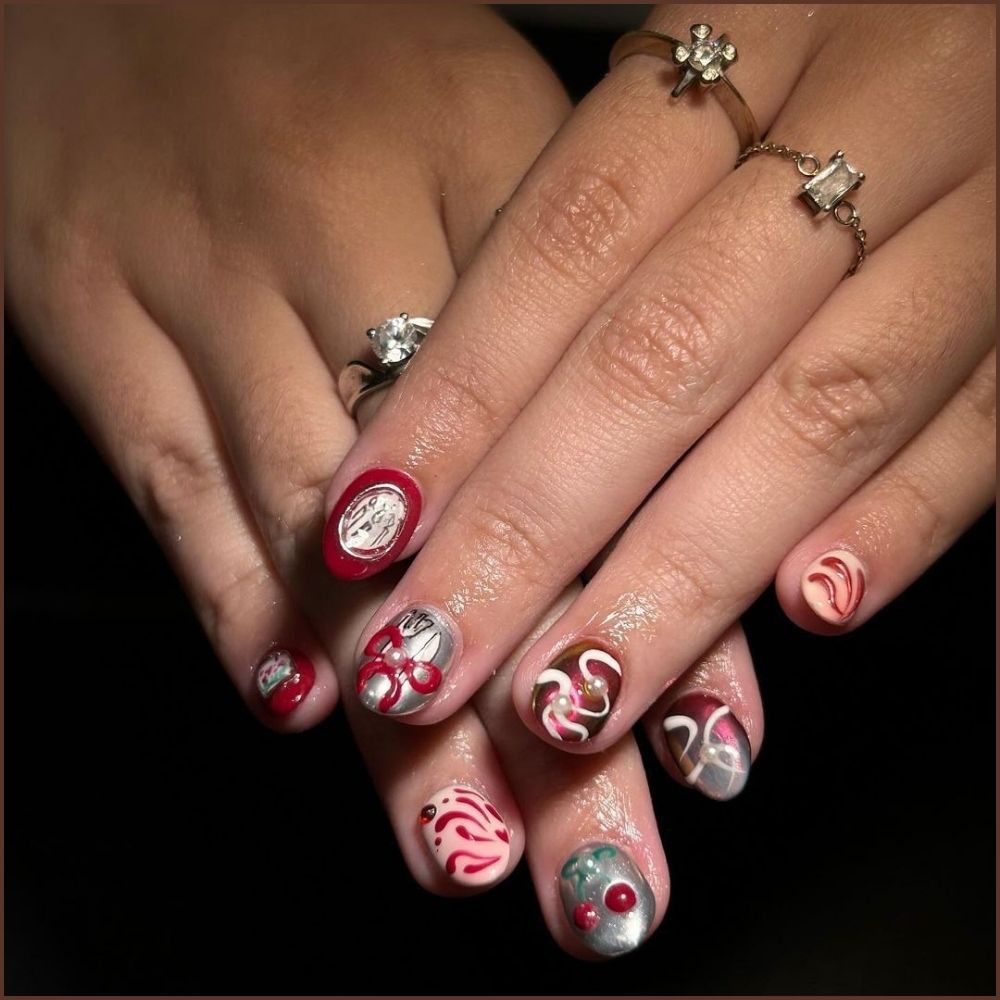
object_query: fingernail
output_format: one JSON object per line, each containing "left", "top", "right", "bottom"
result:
{"left": 255, "top": 648, "right": 315, "bottom": 717}
{"left": 531, "top": 643, "right": 622, "bottom": 743}
{"left": 356, "top": 605, "right": 458, "bottom": 716}
{"left": 558, "top": 842, "right": 654, "bottom": 957}
{"left": 663, "top": 693, "right": 750, "bottom": 801}
{"left": 418, "top": 784, "right": 511, "bottom": 887}
{"left": 323, "top": 467, "right": 422, "bottom": 580}
{"left": 801, "top": 548, "right": 867, "bottom": 624}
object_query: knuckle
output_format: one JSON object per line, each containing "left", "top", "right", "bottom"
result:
{"left": 769, "top": 351, "right": 897, "bottom": 468}
{"left": 457, "top": 481, "right": 566, "bottom": 590}
{"left": 587, "top": 288, "right": 723, "bottom": 418}
{"left": 199, "top": 558, "right": 274, "bottom": 650}
{"left": 509, "top": 161, "right": 638, "bottom": 291}
{"left": 883, "top": 475, "right": 949, "bottom": 556}
{"left": 135, "top": 434, "right": 229, "bottom": 540}
{"left": 640, "top": 534, "right": 731, "bottom": 621}
{"left": 959, "top": 354, "right": 996, "bottom": 428}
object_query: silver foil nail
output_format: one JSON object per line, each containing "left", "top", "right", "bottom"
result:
{"left": 356, "top": 606, "right": 456, "bottom": 716}
{"left": 558, "top": 842, "right": 655, "bottom": 957}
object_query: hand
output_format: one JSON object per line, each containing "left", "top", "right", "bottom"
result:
{"left": 324, "top": 4, "right": 995, "bottom": 780}
{"left": 5, "top": 3, "right": 687, "bottom": 960}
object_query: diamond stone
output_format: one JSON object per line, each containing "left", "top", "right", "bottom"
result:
{"left": 689, "top": 39, "right": 724, "bottom": 74}
{"left": 368, "top": 315, "right": 424, "bottom": 365}
{"left": 800, "top": 153, "right": 864, "bottom": 214}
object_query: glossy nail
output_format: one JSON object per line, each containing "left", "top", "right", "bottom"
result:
{"left": 255, "top": 648, "right": 315, "bottom": 716}
{"left": 663, "top": 693, "right": 750, "bottom": 801}
{"left": 323, "top": 467, "right": 422, "bottom": 580}
{"left": 418, "top": 784, "right": 511, "bottom": 887}
{"left": 531, "top": 643, "right": 621, "bottom": 743}
{"left": 356, "top": 605, "right": 458, "bottom": 716}
{"left": 558, "top": 842, "right": 654, "bottom": 957}
{"left": 801, "top": 548, "right": 867, "bottom": 625}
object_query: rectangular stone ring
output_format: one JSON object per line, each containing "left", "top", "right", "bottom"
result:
{"left": 609, "top": 25, "right": 760, "bottom": 151}
{"left": 338, "top": 313, "right": 434, "bottom": 418}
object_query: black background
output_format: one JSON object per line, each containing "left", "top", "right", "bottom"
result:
{"left": 5, "top": 7, "right": 996, "bottom": 995}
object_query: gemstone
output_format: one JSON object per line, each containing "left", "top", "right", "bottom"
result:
{"left": 419, "top": 804, "right": 437, "bottom": 825}
{"left": 368, "top": 315, "right": 425, "bottom": 365}
{"left": 605, "top": 882, "right": 637, "bottom": 913}
{"left": 573, "top": 901, "right": 600, "bottom": 931}
{"left": 801, "top": 154, "right": 864, "bottom": 214}
{"left": 689, "top": 39, "right": 724, "bottom": 73}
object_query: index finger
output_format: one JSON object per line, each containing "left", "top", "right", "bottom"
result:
{"left": 321, "top": 4, "right": 830, "bottom": 579}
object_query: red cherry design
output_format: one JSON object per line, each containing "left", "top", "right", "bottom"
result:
{"left": 573, "top": 901, "right": 600, "bottom": 932}
{"left": 604, "top": 882, "right": 637, "bottom": 913}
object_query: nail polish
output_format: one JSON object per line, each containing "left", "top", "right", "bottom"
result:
{"left": 255, "top": 648, "right": 315, "bottom": 717}
{"left": 801, "top": 548, "right": 867, "bottom": 624}
{"left": 663, "top": 693, "right": 750, "bottom": 801}
{"left": 323, "top": 467, "right": 422, "bottom": 580}
{"left": 531, "top": 643, "right": 622, "bottom": 743}
{"left": 558, "top": 842, "right": 654, "bottom": 957}
{"left": 356, "top": 605, "right": 457, "bottom": 716}
{"left": 418, "top": 784, "right": 511, "bottom": 887}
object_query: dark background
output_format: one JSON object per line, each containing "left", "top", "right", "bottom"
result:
{"left": 5, "top": 6, "right": 996, "bottom": 995}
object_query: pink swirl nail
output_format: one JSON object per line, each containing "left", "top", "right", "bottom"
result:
{"left": 801, "top": 549, "right": 867, "bottom": 625}
{"left": 418, "top": 785, "right": 510, "bottom": 888}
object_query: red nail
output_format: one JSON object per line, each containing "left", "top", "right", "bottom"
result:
{"left": 255, "top": 648, "right": 315, "bottom": 716}
{"left": 323, "top": 468, "right": 422, "bottom": 580}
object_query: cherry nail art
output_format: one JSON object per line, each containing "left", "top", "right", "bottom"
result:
{"left": 663, "top": 693, "right": 750, "bottom": 801}
{"left": 801, "top": 548, "right": 867, "bottom": 625}
{"left": 531, "top": 642, "right": 622, "bottom": 743}
{"left": 418, "top": 785, "right": 511, "bottom": 887}
{"left": 558, "top": 842, "right": 654, "bottom": 956}
{"left": 323, "top": 468, "right": 422, "bottom": 580}
{"left": 255, "top": 648, "right": 315, "bottom": 717}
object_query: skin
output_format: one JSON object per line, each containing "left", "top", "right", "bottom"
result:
{"left": 5, "top": 3, "right": 721, "bottom": 957}
{"left": 325, "top": 5, "right": 995, "bottom": 755}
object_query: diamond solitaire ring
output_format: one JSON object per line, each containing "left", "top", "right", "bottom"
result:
{"left": 610, "top": 25, "right": 760, "bottom": 150}
{"left": 338, "top": 313, "right": 434, "bottom": 418}
{"left": 737, "top": 143, "right": 869, "bottom": 276}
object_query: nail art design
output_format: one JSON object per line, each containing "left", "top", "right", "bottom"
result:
{"left": 418, "top": 785, "right": 511, "bottom": 887}
{"left": 356, "top": 606, "right": 456, "bottom": 715}
{"left": 663, "top": 694, "right": 750, "bottom": 801}
{"left": 531, "top": 643, "right": 622, "bottom": 742}
{"left": 255, "top": 648, "right": 315, "bottom": 717}
{"left": 801, "top": 548, "right": 867, "bottom": 624}
{"left": 558, "top": 842, "right": 654, "bottom": 957}
{"left": 323, "top": 468, "right": 422, "bottom": 580}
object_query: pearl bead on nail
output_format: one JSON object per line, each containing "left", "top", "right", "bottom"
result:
{"left": 384, "top": 647, "right": 407, "bottom": 668}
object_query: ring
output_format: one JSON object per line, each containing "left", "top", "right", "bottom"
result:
{"left": 338, "top": 313, "right": 434, "bottom": 418}
{"left": 610, "top": 24, "right": 760, "bottom": 150}
{"left": 737, "top": 143, "right": 869, "bottom": 276}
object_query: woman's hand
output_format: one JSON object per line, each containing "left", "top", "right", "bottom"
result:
{"left": 325, "top": 5, "right": 995, "bottom": 771}
{"left": 5, "top": 2, "right": 568, "bottom": 726}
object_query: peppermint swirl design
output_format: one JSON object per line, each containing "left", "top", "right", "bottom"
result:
{"left": 531, "top": 643, "right": 622, "bottom": 742}
{"left": 802, "top": 549, "right": 867, "bottom": 623}
{"left": 663, "top": 693, "right": 750, "bottom": 801}
{"left": 419, "top": 785, "right": 510, "bottom": 887}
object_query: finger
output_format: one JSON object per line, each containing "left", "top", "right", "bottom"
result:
{"left": 644, "top": 624, "right": 762, "bottom": 801}
{"left": 22, "top": 282, "right": 339, "bottom": 729}
{"left": 320, "top": 5, "right": 831, "bottom": 576}
{"left": 511, "top": 168, "right": 994, "bottom": 750}
{"left": 777, "top": 350, "right": 996, "bottom": 631}
{"left": 348, "top": 9, "right": 994, "bottom": 725}
{"left": 473, "top": 586, "right": 668, "bottom": 959}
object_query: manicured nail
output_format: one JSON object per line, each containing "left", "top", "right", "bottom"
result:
{"left": 356, "top": 606, "right": 458, "bottom": 716}
{"left": 418, "top": 784, "right": 511, "bottom": 887}
{"left": 558, "top": 842, "right": 654, "bottom": 957}
{"left": 531, "top": 643, "right": 621, "bottom": 743}
{"left": 255, "top": 648, "right": 315, "bottom": 717}
{"left": 801, "top": 548, "right": 867, "bottom": 624}
{"left": 663, "top": 693, "right": 750, "bottom": 801}
{"left": 323, "top": 467, "right": 422, "bottom": 580}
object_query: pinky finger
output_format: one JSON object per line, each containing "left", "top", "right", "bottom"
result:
{"left": 777, "top": 349, "right": 996, "bottom": 633}
{"left": 28, "top": 286, "right": 340, "bottom": 729}
{"left": 643, "top": 624, "right": 763, "bottom": 802}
